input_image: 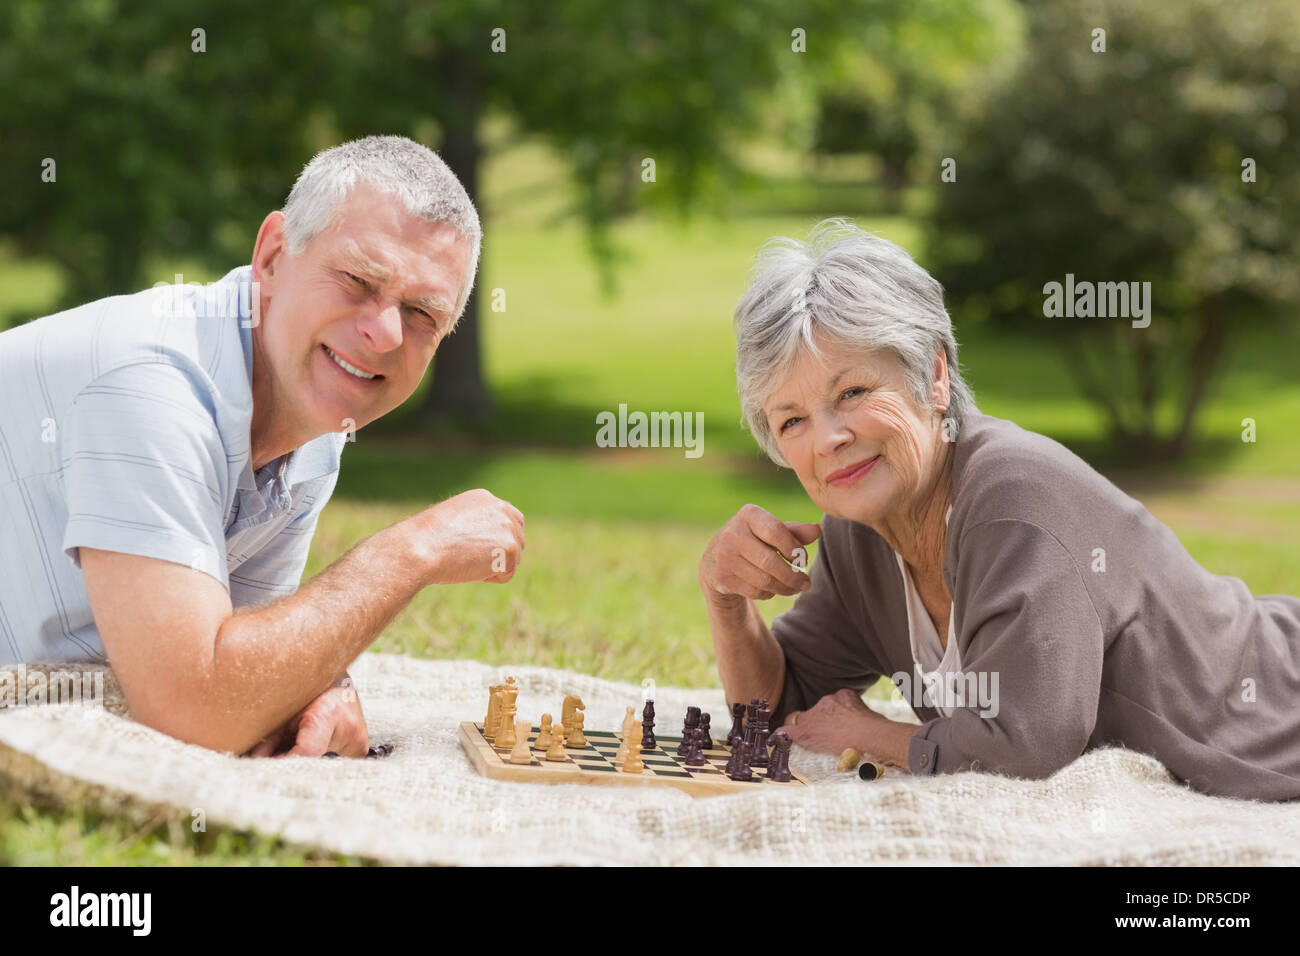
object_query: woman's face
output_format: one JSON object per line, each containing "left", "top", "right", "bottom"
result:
{"left": 763, "top": 338, "right": 946, "bottom": 526}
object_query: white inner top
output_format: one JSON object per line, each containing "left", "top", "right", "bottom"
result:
{"left": 892, "top": 504, "right": 960, "bottom": 717}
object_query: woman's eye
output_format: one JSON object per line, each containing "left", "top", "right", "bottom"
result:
{"left": 840, "top": 387, "right": 865, "bottom": 401}
{"left": 780, "top": 417, "right": 802, "bottom": 433}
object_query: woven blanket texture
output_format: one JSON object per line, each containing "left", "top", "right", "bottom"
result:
{"left": 1, "top": 653, "right": 1296, "bottom": 865}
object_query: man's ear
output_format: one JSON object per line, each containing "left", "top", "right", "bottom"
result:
{"left": 251, "top": 210, "right": 289, "bottom": 290}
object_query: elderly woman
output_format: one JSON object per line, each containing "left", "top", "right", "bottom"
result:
{"left": 699, "top": 219, "right": 1300, "bottom": 802}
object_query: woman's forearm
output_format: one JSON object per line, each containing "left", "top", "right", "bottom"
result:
{"left": 705, "top": 593, "right": 787, "bottom": 711}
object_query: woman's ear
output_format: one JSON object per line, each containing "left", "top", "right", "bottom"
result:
{"left": 932, "top": 349, "right": 951, "bottom": 413}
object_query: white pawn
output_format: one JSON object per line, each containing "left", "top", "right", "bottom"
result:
{"left": 614, "top": 706, "right": 635, "bottom": 764}
{"left": 508, "top": 719, "right": 532, "bottom": 765}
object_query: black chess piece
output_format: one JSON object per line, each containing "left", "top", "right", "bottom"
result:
{"left": 698, "top": 713, "right": 712, "bottom": 749}
{"left": 767, "top": 730, "right": 793, "bottom": 782}
{"left": 684, "top": 726, "right": 709, "bottom": 766}
{"left": 725, "top": 737, "right": 753, "bottom": 781}
{"left": 727, "top": 702, "right": 745, "bottom": 747}
{"left": 641, "top": 699, "right": 657, "bottom": 752}
{"left": 677, "top": 706, "right": 700, "bottom": 756}
{"left": 750, "top": 703, "right": 771, "bottom": 768}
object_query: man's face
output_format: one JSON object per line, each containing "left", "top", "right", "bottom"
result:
{"left": 252, "top": 182, "right": 474, "bottom": 437}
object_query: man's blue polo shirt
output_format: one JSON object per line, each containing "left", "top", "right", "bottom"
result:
{"left": 0, "top": 265, "right": 346, "bottom": 664}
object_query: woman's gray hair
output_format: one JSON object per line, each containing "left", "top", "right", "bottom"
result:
{"left": 734, "top": 218, "right": 976, "bottom": 467}
{"left": 281, "top": 135, "right": 482, "bottom": 325}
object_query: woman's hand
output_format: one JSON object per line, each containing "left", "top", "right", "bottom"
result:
{"left": 780, "top": 688, "right": 914, "bottom": 769}
{"left": 699, "top": 504, "right": 821, "bottom": 607}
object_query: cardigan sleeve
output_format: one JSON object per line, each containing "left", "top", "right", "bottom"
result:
{"left": 769, "top": 520, "right": 886, "bottom": 727}
{"left": 908, "top": 517, "right": 1105, "bottom": 780}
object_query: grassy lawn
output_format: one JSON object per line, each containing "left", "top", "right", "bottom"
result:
{"left": 1, "top": 136, "right": 1297, "bottom": 864}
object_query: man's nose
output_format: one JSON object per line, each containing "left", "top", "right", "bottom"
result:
{"left": 358, "top": 298, "right": 403, "bottom": 352}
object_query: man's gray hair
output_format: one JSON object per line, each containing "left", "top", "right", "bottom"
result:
{"left": 734, "top": 218, "right": 976, "bottom": 467}
{"left": 281, "top": 135, "right": 482, "bottom": 326}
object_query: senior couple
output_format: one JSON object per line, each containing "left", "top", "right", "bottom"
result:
{"left": 1, "top": 135, "right": 1296, "bottom": 801}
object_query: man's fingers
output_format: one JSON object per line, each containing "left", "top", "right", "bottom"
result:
{"left": 247, "top": 729, "right": 284, "bottom": 758}
{"left": 279, "top": 711, "right": 332, "bottom": 758}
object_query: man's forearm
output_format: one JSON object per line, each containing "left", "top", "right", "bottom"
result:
{"left": 206, "top": 521, "right": 429, "bottom": 753}
{"left": 706, "top": 595, "right": 786, "bottom": 711}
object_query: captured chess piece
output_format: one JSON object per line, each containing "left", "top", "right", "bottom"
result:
{"left": 622, "top": 721, "right": 645, "bottom": 773}
{"left": 677, "top": 706, "right": 701, "bottom": 757}
{"left": 641, "top": 699, "right": 657, "bottom": 752}
{"left": 767, "top": 731, "right": 793, "bottom": 782}
{"left": 858, "top": 761, "right": 885, "bottom": 781}
{"left": 534, "top": 714, "right": 554, "bottom": 751}
{"left": 727, "top": 702, "right": 745, "bottom": 748}
{"left": 615, "top": 706, "right": 635, "bottom": 764}
{"left": 508, "top": 719, "right": 532, "bottom": 764}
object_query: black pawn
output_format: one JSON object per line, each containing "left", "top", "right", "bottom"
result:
{"left": 766, "top": 730, "right": 793, "bottom": 782}
{"left": 677, "top": 706, "right": 700, "bottom": 757}
{"left": 725, "top": 738, "right": 753, "bottom": 781}
{"left": 684, "top": 727, "right": 709, "bottom": 766}
{"left": 641, "top": 699, "right": 657, "bottom": 752}
{"left": 727, "top": 702, "right": 745, "bottom": 747}
{"left": 697, "top": 713, "right": 712, "bottom": 750}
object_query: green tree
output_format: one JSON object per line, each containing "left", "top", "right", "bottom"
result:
{"left": 928, "top": 0, "right": 1300, "bottom": 460}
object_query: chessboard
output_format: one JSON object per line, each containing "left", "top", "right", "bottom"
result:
{"left": 458, "top": 722, "right": 812, "bottom": 797}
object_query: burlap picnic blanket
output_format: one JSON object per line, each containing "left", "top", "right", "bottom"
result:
{"left": 1, "top": 653, "right": 1296, "bottom": 865}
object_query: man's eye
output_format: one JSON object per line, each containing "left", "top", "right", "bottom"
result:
{"left": 344, "top": 272, "right": 368, "bottom": 290}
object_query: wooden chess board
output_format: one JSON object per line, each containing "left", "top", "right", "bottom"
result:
{"left": 458, "top": 722, "right": 811, "bottom": 797}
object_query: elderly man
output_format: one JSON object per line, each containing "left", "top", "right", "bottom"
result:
{"left": 0, "top": 135, "right": 525, "bottom": 758}
{"left": 700, "top": 218, "right": 1300, "bottom": 801}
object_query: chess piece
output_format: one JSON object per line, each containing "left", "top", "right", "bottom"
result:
{"left": 484, "top": 683, "right": 503, "bottom": 740}
{"left": 622, "top": 721, "right": 645, "bottom": 773}
{"left": 508, "top": 719, "right": 532, "bottom": 764}
{"left": 641, "top": 699, "right": 657, "bottom": 752}
{"left": 677, "top": 706, "right": 701, "bottom": 756}
{"left": 545, "top": 722, "right": 568, "bottom": 761}
{"left": 534, "top": 714, "right": 554, "bottom": 750}
{"left": 725, "top": 738, "right": 753, "bottom": 781}
{"left": 727, "top": 702, "right": 745, "bottom": 748}
{"left": 837, "top": 748, "right": 862, "bottom": 772}
{"left": 496, "top": 680, "right": 519, "bottom": 750}
{"left": 858, "top": 761, "right": 885, "bottom": 781}
{"left": 684, "top": 726, "right": 708, "bottom": 767}
{"left": 567, "top": 709, "right": 587, "bottom": 749}
{"left": 750, "top": 702, "right": 771, "bottom": 768}
{"left": 767, "top": 731, "right": 793, "bottom": 782}
{"left": 615, "top": 706, "right": 635, "bottom": 764}
{"left": 698, "top": 713, "right": 712, "bottom": 749}
{"left": 561, "top": 694, "right": 585, "bottom": 740}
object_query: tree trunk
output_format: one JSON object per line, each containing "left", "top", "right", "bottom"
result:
{"left": 421, "top": 52, "right": 492, "bottom": 421}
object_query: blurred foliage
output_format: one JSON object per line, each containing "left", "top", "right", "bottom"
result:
{"left": 812, "top": 0, "right": 1024, "bottom": 208}
{"left": 928, "top": 0, "right": 1300, "bottom": 460}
